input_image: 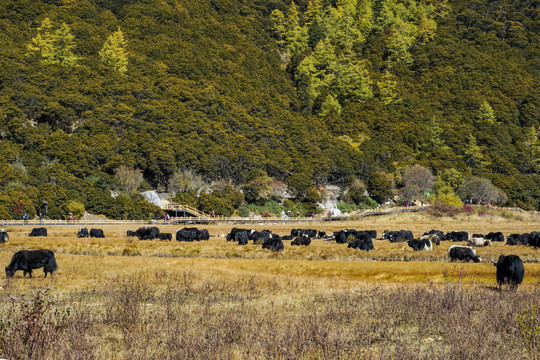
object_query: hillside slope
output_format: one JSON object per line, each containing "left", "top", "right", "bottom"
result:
{"left": 0, "top": 0, "right": 538, "bottom": 218}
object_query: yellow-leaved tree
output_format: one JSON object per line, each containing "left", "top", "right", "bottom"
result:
{"left": 99, "top": 28, "right": 128, "bottom": 74}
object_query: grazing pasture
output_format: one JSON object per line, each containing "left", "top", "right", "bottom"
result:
{"left": 0, "top": 213, "right": 539, "bottom": 359}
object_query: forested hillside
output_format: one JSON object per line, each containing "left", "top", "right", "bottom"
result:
{"left": 0, "top": 0, "right": 538, "bottom": 219}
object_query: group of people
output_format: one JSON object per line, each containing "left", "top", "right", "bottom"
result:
{"left": 284, "top": 210, "right": 315, "bottom": 218}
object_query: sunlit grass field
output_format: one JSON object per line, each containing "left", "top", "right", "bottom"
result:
{"left": 0, "top": 213, "right": 539, "bottom": 359}
{"left": 1, "top": 212, "right": 539, "bottom": 291}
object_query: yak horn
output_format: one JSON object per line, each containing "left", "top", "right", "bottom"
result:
{"left": 490, "top": 259, "right": 497, "bottom": 264}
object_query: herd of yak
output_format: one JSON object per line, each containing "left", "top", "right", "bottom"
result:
{"left": 1, "top": 225, "right": 537, "bottom": 289}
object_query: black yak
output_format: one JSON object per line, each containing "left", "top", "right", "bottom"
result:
{"left": 448, "top": 245, "right": 481, "bottom": 263}
{"left": 5, "top": 249, "right": 58, "bottom": 279}
{"left": 90, "top": 228, "right": 105, "bottom": 238}
{"left": 491, "top": 255, "right": 525, "bottom": 290}
{"left": 29, "top": 227, "right": 47, "bottom": 237}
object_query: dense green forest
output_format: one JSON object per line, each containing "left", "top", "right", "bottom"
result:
{"left": 0, "top": 0, "right": 538, "bottom": 219}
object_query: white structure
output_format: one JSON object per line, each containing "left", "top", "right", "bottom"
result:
{"left": 141, "top": 190, "right": 163, "bottom": 208}
{"left": 329, "top": 208, "right": 342, "bottom": 216}
{"left": 317, "top": 185, "right": 340, "bottom": 210}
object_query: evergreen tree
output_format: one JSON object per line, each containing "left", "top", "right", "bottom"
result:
{"left": 386, "top": 17, "right": 415, "bottom": 66}
{"left": 284, "top": 1, "right": 309, "bottom": 54}
{"left": 524, "top": 126, "right": 540, "bottom": 171}
{"left": 477, "top": 100, "right": 496, "bottom": 124}
{"left": 372, "top": 0, "right": 396, "bottom": 32}
{"left": 417, "top": 4, "right": 437, "bottom": 44}
{"left": 335, "top": 56, "right": 373, "bottom": 105}
{"left": 320, "top": 94, "right": 342, "bottom": 117}
{"left": 308, "top": 13, "right": 329, "bottom": 48}
{"left": 331, "top": 1, "right": 365, "bottom": 50}
{"left": 50, "top": 22, "right": 78, "bottom": 66}
{"left": 422, "top": 117, "right": 449, "bottom": 152}
{"left": 28, "top": 20, "right": 78, "bottom": 66}
{"left": 270, "top": 9, "right": 286, "bottom": 48}
{"left": 99, "top": 28, "right": 129, "bottom": 74}
{"left": 377, "top": 70, "right": 399, "bottom": 105}
{"left": 297, "top": 39, "right": 337, "bottom": 113}
{"left": 366, "top": 171, "right": 393, "bottom": 204}
{"left": 438, "top": 168, "right": 464, "bottom": 191}
{"left": 463, "top": 134, "right": 487, "bottom": 169}
{"left": 356, "top": 0, "right": 374, "bottom": 37}
{"left": 27, "top": 18, "right": 54, "bottom": 62}
{"left": 305, "top": 0, "right": 323, "bottom": 25}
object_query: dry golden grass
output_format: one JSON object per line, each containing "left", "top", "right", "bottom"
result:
{"left": 0, "top": 213, "right": 539, "bottom": 359}
{"left": 0, "top": 212, "right": 538, "bottom": 294}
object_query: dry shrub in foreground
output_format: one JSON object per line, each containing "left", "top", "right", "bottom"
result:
{"left": 1, "top": 272, "right": 539, "bottom": 359}
{"left": 0, "top": 287, "right": 70, "bottom": 359}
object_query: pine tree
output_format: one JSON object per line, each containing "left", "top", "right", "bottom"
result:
{"left": 28, "top": 20, "right": 78, "bottom": 66}
{"left": 335, "top": 56, "right": 372, "bottom": 104}
{"left": 377, "top": 70, "right": 399, "bottom": 105}
{"left": 99, "top": 28, "right": 129, "bottom": 74}
{"left": 50, "top": 22, "right": 78, "bottom": 66}
{"left": 524, "top": 126, "right": 540, "bottom": 169}
{"left": 270, "top": 9, "right": 286, "bottom": 48}
{"left": 284, "top": 1, "right": 308, "bottom": 54}
{"left": 477, "top": 100, "right": 496, "bottom": 124}
{"left": 297, "top": 39, "right": 337, "bottom": 113}
{"left": 331, "top": 1, "right": 365, "bottom": 50}
{"left": 417, "top": 4, "right": 437, "bottom": 44}
{"left": 27, "top": 18, "right": 54, "bottom": 62}
{"left": 422, "top": 117, "right": 449, "bottom": 152}
{"left": 372, "top": 0, "right": 396, "bottom": 32}
{"left": 463, "top": 134, "right": 487, "bottom": 168}
{"left": 320, "top": 94, "right": 342, "bottom": 117}
{"left": 386, "top": 17, "right": 415, "bottom": 66}
{"left": 308, "top": 13, "right": 329, "bottom": 48}
{"left": 305, "top": 0, "right": 323, "bottom": 25}
{"left": 356, "top": 0, "right": 374, "bottom": 37}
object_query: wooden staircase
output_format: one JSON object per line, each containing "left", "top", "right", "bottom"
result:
{"left": 162, "top": 203, "right": 211, "bottom": 219}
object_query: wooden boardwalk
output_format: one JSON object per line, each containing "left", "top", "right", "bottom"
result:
{"left": 0, "top": 206, "right": 431, "bottom": 226}
{"left": 162, "top": 203, "right": 210, "bottom": 219}
{"left": 1, "top": 205, "right": 529, "bottom": 227}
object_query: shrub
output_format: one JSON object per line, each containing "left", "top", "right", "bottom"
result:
{"left": 436, "top": 193, "right": 463, "bottom": 207}
{"left": 283, "top": 199, "right": 295, "bottom": 210}
{"left": 238, "top": 205, "right": 250, "bottom": 217}
{"left": 0, "top": 188, "right": 36, "bottom": 219}
{"left": 66, "top": 200, "right": 85, "bottom": 219}
{"left": 0, "top": 288, "right": 70, "bottom": 359}
{"left": 265, "top": 200, "right": 284, "bottom": 216}
{"left": 337, "top": 202, "right": 355, "bottom": 213}
{"left": 427, "top": 203, "right": 461, "bottom": 217}
{"left": 359, "top": 197, "right": 378, "bottom": 209}
{"left": 515, "top": 300, "right": 540, "bottom": 360}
